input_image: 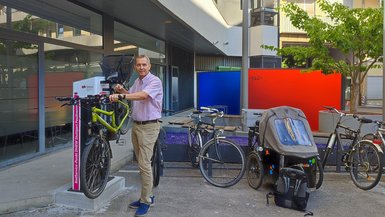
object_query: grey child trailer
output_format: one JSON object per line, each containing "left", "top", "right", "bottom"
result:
{"left": 257, "top": 106, "right": 323, "bottom": 189}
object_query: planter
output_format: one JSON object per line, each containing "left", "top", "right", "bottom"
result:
{"left": 318, "top": 110, "right": 382, "bottom": 135}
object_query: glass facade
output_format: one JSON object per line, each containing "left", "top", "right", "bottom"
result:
{"left": 0, "top": 38, "right": 39, "bottom": 163}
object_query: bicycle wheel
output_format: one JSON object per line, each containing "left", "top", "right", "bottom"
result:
{"left": 116, "top": 100, "right": 130, "bottom": 135}
{"left": 246, "top": 151, "right": 264, "bottom": 190}
{"left": 362, "top": 133, "right": 377, "bottom": 141}
{"left": 348, "top": 141, "right": 383, "bottom": 190}
{"left": 199, "top": 139, "right": 246, "bottom": 188}
{"left": 188, "top": 128, "right": 202, "bottom": 168}
{"left": 80, "top": 136, "right": 111, "bottom": 199}
{"left": 315, "top": 156, "right": 324, "bottom": 189}
{"left": 152, "top": 139, "right": 162, "bottom": 187}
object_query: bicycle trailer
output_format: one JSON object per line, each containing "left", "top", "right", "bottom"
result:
{"left": 259, "top": 106, "right": 321, "bottom": 188}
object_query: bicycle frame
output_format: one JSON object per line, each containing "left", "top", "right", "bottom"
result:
{"left": 322, "top": 106, "right": 372, "bottom": 172}
{"left": 91, "top": 100, "right": 130, "bottom": 134}
{"left": 364, "top": 121, "right": 385, "bottom": 152}
{"left": 326, "top": 122, "right": 362, "bottom": 172}
{"left": 190, "top": 110, "right": 222, "bottom": 143}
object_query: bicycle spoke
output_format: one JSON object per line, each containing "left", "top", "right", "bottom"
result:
{"left": 349, "top": 142, "right": 382, "bottom": 190}
{"left": 81, "top": 137, "right": 111, "bottom": 198}
{"left": 199, "top": 139, "right": 245, "bottom": 187}
{"left": 246, "top": 152, "right": 264, "bottom": 190}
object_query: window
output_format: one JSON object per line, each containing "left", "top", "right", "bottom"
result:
{"left": 274, "top": 118, "right": 312, "bottom": 146}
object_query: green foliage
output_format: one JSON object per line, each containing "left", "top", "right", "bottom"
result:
{"left": 269, "top": 0, "right": 383, "bottom": 112}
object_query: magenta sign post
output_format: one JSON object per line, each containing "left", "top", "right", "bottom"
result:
{"left": 72, "top": 93, "right": 81, "bottom": 191}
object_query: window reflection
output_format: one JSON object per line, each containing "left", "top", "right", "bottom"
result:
{"left": 0, "top": 38, "right": 39, "bottom": 163}
{"left": 0, "top": 4, "right": 102, "bottom": 48}
{"left": 44, "top": 43, "right": 103, "bottom": 148}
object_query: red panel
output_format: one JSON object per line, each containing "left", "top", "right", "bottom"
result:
{"left": 248, "top": 69, "right": 341, "bottom": 130}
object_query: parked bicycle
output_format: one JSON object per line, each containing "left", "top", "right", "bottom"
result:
{"left": 361, "top": 120, "right": 385, "bottom": 153}
{"left": 187, "top": 108, "right": 215, "bottom": 168}
{"left": 245, "top": 113, "right": 265, "bottom": 190}
{"left": 56, "top": 94, "right": 130, "bottom": 199}
{"left": 192, "top": 107, "right": 246, "bottom": 188}
{"left": 152, "top": 118, "right": 170, "bottom": 187}
{"left": 321, "top": 106, "right": 383, "bottom": 190}
{"left": 246, "top": 112, "right": 323, "bottom": 190}
{"left": 152, "top": 129, "right": 163, "bottom": 187}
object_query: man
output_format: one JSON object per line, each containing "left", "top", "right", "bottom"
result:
{"left": 110, "top": 54, "right": 163, "bottom": 217}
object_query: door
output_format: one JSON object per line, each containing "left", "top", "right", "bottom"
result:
{"left": 171, "top": 66, "right": 179, "bottom": 112}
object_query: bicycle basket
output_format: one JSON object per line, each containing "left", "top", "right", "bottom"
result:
{"left": 99, "top": 54, "right": 135, "bottom": 84}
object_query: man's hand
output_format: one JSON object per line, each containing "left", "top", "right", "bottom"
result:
{"left": 114, "top": 84, "right": 125, "bottom": 93}
{"left": 109, "top": 94, "right": 122, "bottom": 102}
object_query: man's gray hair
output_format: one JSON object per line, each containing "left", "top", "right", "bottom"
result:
{"left": 135, "top": 54, "right": 151, "bottom": 64}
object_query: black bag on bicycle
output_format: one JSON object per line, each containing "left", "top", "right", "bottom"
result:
{"left": 267, "top": 167, "right": 310, "bottom": 212}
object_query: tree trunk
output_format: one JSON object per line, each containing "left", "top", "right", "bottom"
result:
{"left": 350, "top": 81, "right": 359, "bottom": 114}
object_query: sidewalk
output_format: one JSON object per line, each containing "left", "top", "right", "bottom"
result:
{"left": 0, "top": 130, "right": 134, "bottom": 214}
{"left": 0, "top": 110, "right": 191, "bottom": 214}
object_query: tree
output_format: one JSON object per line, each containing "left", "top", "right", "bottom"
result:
{"left": 266, "top": 0, "right": 383, "bottom": 113}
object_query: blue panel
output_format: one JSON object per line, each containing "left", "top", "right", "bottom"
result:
{"left": 198, "top": 71, "right": 240, "bottom": 115}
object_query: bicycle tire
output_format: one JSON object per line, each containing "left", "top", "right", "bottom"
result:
{"left": 80, "top": 136, "right": 111, "bottom": 199}
{"left": 188, "top": 128, "right": 202, "bottom": 168}
{"left": 348, "top": 141, "right": 383, "bottom": 190}
{"left": 152, "top": 139, "right": 162, "bottom": 187}
{"left": 362, "top": 133, "right": 377, "bottom": 141}
{"left": 315, "top": 156, "right": 324, "bottom": 189}
{"left": 246, "top": 151, "right": 264, "bottom": 190}
{"left": 322, "top": 147, "right": 332, "bottom": 169}
{"left": 116, "top": 99, "right": 130, "bottom": 135}
{"left": 199, "top": 138, "right": 246, "bottom": 188}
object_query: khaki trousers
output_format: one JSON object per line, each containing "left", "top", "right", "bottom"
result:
{"left": 131, "top": 122, "right": 160, "bottom": 204}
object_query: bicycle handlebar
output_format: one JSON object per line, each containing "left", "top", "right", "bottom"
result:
{"left": 189, "top": 107, "right": 224, "bottom": 118}
{"left": 323, "top": 106, "right": 378, "bottom": 126}
{"left": 323, "top": 106, "right": 358, "bottom": 118}
{"left": 200, "top": 106, "right": 224, "bottom": 117}
{"left": 55, "top": 94, "right": 119, "bottom": 107}
{"left": 55, "top": 96, "right": 74, "bottom": 101}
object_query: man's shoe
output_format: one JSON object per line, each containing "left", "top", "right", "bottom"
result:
{"left": 135, "top": 203, "right": 150, "bottom": 217}
{"left": 129, "top": 196, "right": 155, "bottom": 209}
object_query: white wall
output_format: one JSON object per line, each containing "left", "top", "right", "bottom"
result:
{"left": 157, "top": 0, "right": 242, "bottom": 56}
{"left": 249, "top": 25, "right": 278, "bottom": 56}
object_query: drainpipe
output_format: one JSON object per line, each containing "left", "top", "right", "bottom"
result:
{"left": 383, "top": 5, "right": 385, "bottom": 120}
{"left": 241, "top": 0, "right": 250, "bottom": 112}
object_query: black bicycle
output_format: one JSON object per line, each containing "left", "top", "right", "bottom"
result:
{"left": 152, "top": 121, "right": 166, "bottom": 187}
{"left": 245, "top": 113, "right": 265, "bottom": 190}
{"left": 322, "top": 106, "right": 382, "bottom": 190}
{"left": 195, "top": 107, "right": 246, "bottom": 188}
{"left": 187, "top": 109, "right": 214, "bottom": 168}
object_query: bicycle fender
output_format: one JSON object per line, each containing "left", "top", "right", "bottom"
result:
{"left": 360, "top": 140, "right": 383, "bottom": 154}
{"left": 252, "top": 151, "right": 263, "bottom": 162}
{"left": 85, "top": 137, "right": 97, "bottom": 147}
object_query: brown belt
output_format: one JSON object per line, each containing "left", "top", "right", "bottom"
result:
{"left": 133, "top": 119, "right": 159, "bottom": 125}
